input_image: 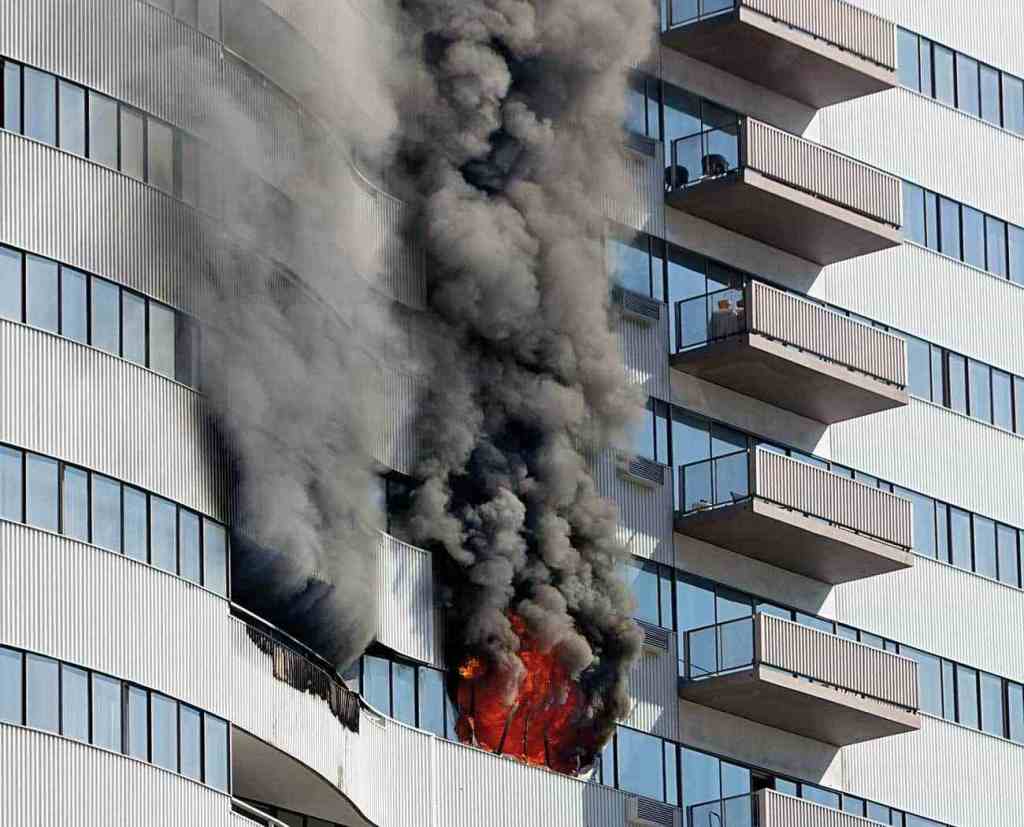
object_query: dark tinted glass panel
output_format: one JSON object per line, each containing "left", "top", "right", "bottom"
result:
{"left": 123, "top": 485, "right": 148, "bottom": 562}
{"left": 986, "top": 217, "right": 1008, "bottom": 277}
{"left": 957, "top": 665, "right": 979, "bottom": 728}
{"left": 151, "top": 693, "right": 178, "bottom": 770}
{"left": 955, "top": 54, "right": 980, "bottom": 115}
{"left": 942, "top": 659, "right": 956, "bottom": 719}
{"left": 803, "top": 785, "right": 840, "bottom": 809}
{"left": 906, "top": 337, "right": 931, "bottom": 397}
{"left": 1004, "top": 75, "right": 1024, "bottom": 134}
{"left": 0, "top": 446, "right": 23, "bottom": 522}
{"left": 924, "top": 192, "right": 939, "bottom": 250}
{"left": 1009, "top": 683, "right": 1024, "bottom": 744}
{"left": 122, "top": 291, "right": 146, "bottom": 365}
{"left": 993, "top": 370, "right": 1013, "bottom": 430}
{"left": 948, "top": 354, "right": 967, "bottom": 413}
{"left": 902, "top": 182, "right": 926, "bottom": 245}
{"left": 203, "top": 520, "right": 227, "bottom": 595}
{"left": 0, "top": 647, "right": 23, "bottom": 724}
{"left": 88, "top": 92, "right": 118, "bottom": 169}
{"left": 150, "top": 496, "right": 177, "bottom": 573}
{"left": 147, "top": 119, "right": 174, "bottom": 194}
{"left": 25, "top": 255, "right": 58, "bottom": 333}
{"left": 980, "top": 65, "right": 1001, "bottom": 126}
{"left": 939, "top": 198, "right": 961, "bottom": 258}
{"left": 0, "top": 246, "right": 21, "bottom": 322}
{"left": 25, "top": 453, "right": 58, "bottom": 531}
{"left": 25, "top": 654, "right": 59, "bottom": 732}
{"left": 897, "top": 29, "right": 920, "bottom": 90}
{"left": 91, "top": 474, "right": 121, "bottom": 553}
{"left": 58, "top": 80, "right": 86, "bottom": 155}
{"left": 962, "top": 206, "right": 985, "bottom": 269}
{"left": 1016, "top": 377, "right": 1024, "bottom": 432}
{"left": 92, "top": 673, "right": 122, "bottom": 751}
{"left": 60, "top": 266, "right": 87, "bottom": 343}
{"left": 90, "top": 278, "right": 120, "bottom": 355}
{"left": 179, "top": 509, "right": 201, "bottom": 584}
{"left": 363, "top": 656, "right": 390, "bottom": 713}
{"left": 973, "top": 516, "right": 997, "bottom": 579}
{"left": 3, "top": 63, "right": 21, "bottom": 131}
{"left": 61, "top": 664, "right": 89, "bottom": 741}
{"left": 204, "top": 715, "right": 230, "bottom": 791}
{"left": 618, "top": 727, "right": 663, "bottom": 800}
{"left": 968, "top": 359, "right": 992, "bottom": 422}
{"left": 62, "top": 465, "right": 89, "bottom": 542}
{"left": 980, "top": 672, "right": 1004, "bottom": 736}
{"left": 1009, "top": 225, "right": 1024, "bottom": 285}
{"left": 24, "top": 68, "right": 56, "bottom": 145}
{"left": 120, "top": 108, "right": 145, "bottom": 180}
{"left": 127, "top": 686, "right": 149, "bottom": 759}
{"left": 418, "top": 667, "right": 445, "bottom": 737}
{"left": 997, "top": 524, "right": 1020, "bottom": 587}
{"left": 949, "top": 507, "right": 972, "bottom": 570}
{"left": 393, "top": 662, "right": 416, "bottom": 725}
{"left": 175, "top": 315, "right": 198, "bottom": 387}
{"left": 180, "top": 705, "right": 202, "bottom": 779}
{"left": 151, "top": 304, "right": 179, "bottom": 377}
{"left": 933, "top": 45, "right": 955, "bottom": 106}
{"left": 929, "top": 347, "right": 945, "bottom": 404}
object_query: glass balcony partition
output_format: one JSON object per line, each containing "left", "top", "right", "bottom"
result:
{"left": 674, "top": 283, "right": 747, "bottom": 352}
{"left": 683, "top": 616, "right": 755, "bottom": 681}
{"left": 667, "top": 124, "right": 742, "bottom": 192}
{"left": 666, "top": 0, "right": 735, "bottom": 29}
{"left": 678, "top": 450, "right": 751, "bottom": 513}
{"left": 688, "top": 793, "right": 755, "bottom": 827}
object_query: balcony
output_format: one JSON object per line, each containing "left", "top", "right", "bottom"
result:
{"left": 665, "top": 118, "right": 902, "bottom": 265}
{"left": 686, "top": 789, "right": 903, "bottom": 827}
{"left": 674, "top": 447, "right": 913, "bottom": 584}
{"left": 671, "top": 280, "right": 908, "bottom": 423}
{"left": 662, "top": 0, "right": 897, "bottom": 109}
{"left": 678, "top": 613, "right": 921, "bottom": 746}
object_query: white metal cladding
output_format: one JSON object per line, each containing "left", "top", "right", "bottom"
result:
{"left": 817, "top": 244, "right": 1024, "bottom": 378}
{"left": 375, "top": 367, "right": 422, "bottom": 476}
{"left": 620, "top": 308, "right": 672, "bottom": 402}
{"left": 0, "top": 522, "right": 233, "bottom": 718}
{"left": 753, "top": 447, "right": 913, "bottom": 548}
{"left": 748, "top": 281, "right": 907, "bottom": 386}
{"left": 0, "top": 726, "right": 236, "bottom": 827}
{"left": 0, "top": 320, "right": 229, "bottom": 522}
{"left": 376, "top": 532, "right": 435, "bottom": 665}
{"left": 830, "top": 399, "right": 1024, "bottom": 529}
{"left": 591, "top": 449, "right": 675, "bottom": 566}
{"left": 842, "top": 714, "right": 1024, "bottom": 827}
{"left": 836, "top": 553, "right": 1024, "bottom": 684}
{"left": 820, "top": 88, "right": 1024, "bottom": 226}
{"left": 744, "top": 118, "right": 903, "bottom": 227}
{"left": 740, "top": 0, "right": 896, "bottom": 69}
{"left": 757, "top": 614, "right": 919, "bottom": 710}
{"left": 758, "top": 788, "right": 882, "bottom": 827}
{"left": 625, "top": 636, "right": 681, "bottom": 739}
{"left": 605, "top": 142, "right": 666, "bottom": 238}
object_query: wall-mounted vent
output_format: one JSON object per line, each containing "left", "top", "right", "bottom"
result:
{"left": 637, "top": 620, "right": 671, "bottom": 655}
{"left": 617, "top": 452, "right": 666, "bottom": 488}
{"left": 627, "top": 796, "right": 679, "bottom": 827}
{"left": 613, "top": 286, "right": 662, "bottom": 324}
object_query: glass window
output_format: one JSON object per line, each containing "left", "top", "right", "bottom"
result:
{"left": 58, "top": 266, "right": 88, "bottom": 343}
{"left": 120, "top": 108, "right": 145, "bottom": 180}
{"left": 902, "top": 182, "right": 926, "bottom": 245}
{"left": 204, "top": 714, "right": 230, "bottom": 791}
{"left": 905, "top": 337, "right": 931, "bottom": 398}
{"left": 363, "top": 656, "right": 390, "bottom": 713}
{"left": 1010, "top": 225, "right": 1024, "bottom": 286}
{"left": 123, "top": 485, "right": 148, "bottom": 562}
{"left": 175, "top": 314, "right": 199, "bottom": 387}
{"left": 151, "top": 693, "right": 179, "bottom": 771}
{"left": 942, "top": 659, "right": 956, "bottom": 719}
{"left": 127, "top": 686, "right": 149, "bottom": 759}
{"left": 997, "top": 524, "right": 1020, "bottom": 587}
{"left": 25, "top": 653, "right": 59, "bottom": 732}
{"left": 58, "top": 80, "right": 86, "bottom": 155}
{"left": 91, "top": 278, "right": 120, "bottom": 355}
{"left": 985, "top": 217, "right": 1008, "bottom": 277}
{"left": 149, "top": 302, "right": 176, "bottom": 378}
{"left": 25, "top": 453, "right": 58, "bottom": 531}
{"left": 938, "top": 197, "right": 961, "bottom": 259}
{"left": 802, "top": 784, "right": 840, "bottom": 809}
{"left": 24, "top": 67, "right": 56, "bottom": 145}
{"left": 617, "top": 727, "right": 664, "bottom": 800}
{"left": 150, "top": 496, "right": 177, "bottom": 574}
{"left": 203, "top": 520, "right": 228, "bottom": 595}
{"left": 961, "top": 206, "right": 985, "bottom": 269}
{"left": 1004, "top": 75, "right": 1024, "bottom": 135}
{"left": 92, "top": 673, "right": 122, "bottom": 751}
{"left": 122, "top": 291, "right": 146, "bottom": 365}
{"left": 91, "top": 474, "right": 121, "bottom": 553}
{"left": 25, "top": 254, "right": 58, "bottom": 333}
{"left": 1008, "top": 683, "right": 1024, "bottom": 744}
{"left": 0, "top": 647, "right": 23, "bottom": 724}
{"left": 3, "top": 62, "right": 22, "bottom": 132}
{"left": 973, "top": 516, "right": 997, "bottom": 580}
{"left": 980, "top": 672, "right": 1004, "bottom": 736}
{"left": 418, "top": 667, "right": 445, "bottom": 737}
{"left": 0, "top": 246, "right": 21, "bottom": 322}
{"left": 664, "top": 741, "right": 678, "bottom": 805}
{"left": 393, "top": 662, "right": 416, "bottom": 725}
{"left": 681, "top": 747, "right": 720, "bottom": 809}
{"left": 909, "top": 491, "right": 937, "bottom": 558}
{"left": 0, "top": 446, "right": 23, "bottom": 522}
{"left": 178, "top": 133, "right": 200, "bottom": 206}
{"left": 62, "top": 465, "right": 89, "bottom": 542}
{"left": 61, "top": 663, "right": 89, "bottom": 742}
{"left": 948, "top": 354, "right": 967, "bottom": 414}
{"left": 629, "top": 564, "right": 661, "bottom": 626}
{"left": 87, "top": 92, "right": 118, "bottom": 169}
{"left": 968, "top": 359, "right": 992, "bottom": 423}
{"left": 980, "top": 65, "right": 1002, "bottom": 126}
{"left": 955, "top": 54, "right": 980, "bottom": 116}
{"left": 933, "top": 45, "right": 956, "bottom": 106}
{"left": 904, "top": 648, "right": 942, "bottom": 715}
{"left": 897, "top": 29, "right": 920, "bottom": 91}
{"left": 147, "top": 119, "right": 175, "bottom": 194}
{"left": 180, "top": 704, "right": 203, "bottom": 780}
{"left": 929, "top": 346, "right": 945, "bottom": 405}
{"left": 957, "top": 665, "right": 979, "bottom": 728}
{"left": 949, "top": 507, "right": 972, "bottom": 570}
{"left": 993, "top": 370, "right": 1013, "bottom": 431}
{"left": 924, "top": 191, "right": 940, "bottom": 251}
{"left": 179, "top": 509, "right": 201, "bottom": 584}
{"left": 1016, "top": 377, "right": 1024, "bottom": 432}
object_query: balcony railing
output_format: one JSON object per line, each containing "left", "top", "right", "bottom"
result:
{"left": 681, "top": 613, "right": 920, "bottom": 712}
{"left": 674, "top": 280, "right": 908, "bottom": 388}
{"left": 687, "top": 789, "right": 910, "bottom": 827}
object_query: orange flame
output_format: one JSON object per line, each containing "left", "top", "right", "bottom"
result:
{"left": 455, "top": 615, "right": 596, "bottom": 775}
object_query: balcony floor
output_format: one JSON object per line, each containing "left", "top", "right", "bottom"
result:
{"left": 674, "top": 497, "right": 913, "bottom": 584}
{"left": 679, "top": 666, "right": 921, "bottom": 746}
{"left": 661, "top": 8, "right": 896, "bottom": 109}
{"left": 670, "top": 333, "right": 908, "bottom": 424}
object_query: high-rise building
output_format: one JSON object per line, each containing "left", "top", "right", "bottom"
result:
{"left": 1, "top": 2, "right": 1022, "bottom": 827}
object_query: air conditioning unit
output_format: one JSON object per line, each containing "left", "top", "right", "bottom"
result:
{"left": 616, "top": 452, "right": 666, "bottom": 488}
{"left": 626, "top": 796, "right": 679, "bottom": 827}
{"left": 612, "top": 286, "right": 662, "bottom": 325}
{"left": 637, "top": 620, "right": 671, "bottom": 656}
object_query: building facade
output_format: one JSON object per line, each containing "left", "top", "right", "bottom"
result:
{"left": 1, "top": 1, "right": 1022, "bottom": 827}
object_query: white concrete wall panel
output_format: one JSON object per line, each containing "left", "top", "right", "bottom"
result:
{"left": 377, "top": 533, "right": 435, "bottom": 665}
{"left": 0, "top": 320, "right": 229, "bottom": 522}
{"left": 836, "top": 554, "right": 1024, "bottom": 684}
{"left": 842, "top": 715, "right": 1024, "bottom": 827}
{"left": 0, "top": 726, "right": 235, "bottom": 827}
{"left": 830, "top": 398, "right": 1024, "bottom": 529}
{"left": 0, "top": 522, "right": 233, "bottom": 719}
{"left": 626, "top": 643, "right": 680, "bottom": 739}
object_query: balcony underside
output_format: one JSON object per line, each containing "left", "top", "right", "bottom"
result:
{"left": 661, "top": 8, "right": 896, "bottom": 109}
{"left": 232, "top": 729, "right": 373, "bottom": 827}
{"left": 670, "top": 333, "right": 908, "bottom": 424}
{"left": 666, "top": 169, "right": 902, "bottom": 265}
{"left": 674, "top": 498, "right": 913, "bottom": 584}
{"left": 678, "top": 666, "right": 920, "bottom": 746}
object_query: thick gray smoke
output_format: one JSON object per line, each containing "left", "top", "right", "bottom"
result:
{"left": 397, "top": 0, "right": 657, "bottom": 752}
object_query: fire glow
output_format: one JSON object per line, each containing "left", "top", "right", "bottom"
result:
{"left": 455, "top": 615, "right": 598, "bottom": 775}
